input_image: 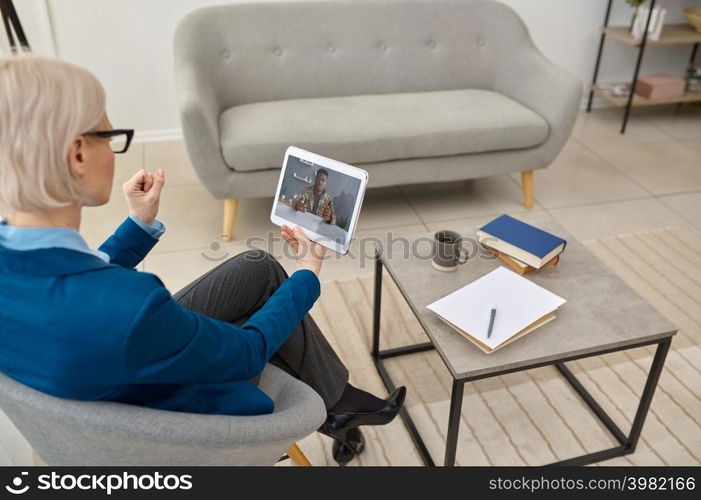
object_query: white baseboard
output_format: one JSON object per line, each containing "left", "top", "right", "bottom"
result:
{"left": 134, "top": 128, "right": 183, "bottom": 144}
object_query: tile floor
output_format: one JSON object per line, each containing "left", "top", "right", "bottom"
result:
{"left": 3, "top": 105, "right": 701, "bottom": 465}
{"left": 87, "top": 106, "right": 701, "bottom": 292}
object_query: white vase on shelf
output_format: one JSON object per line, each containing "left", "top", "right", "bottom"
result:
{"left": 631, "top": 6, "right": 667, "bottom": 42}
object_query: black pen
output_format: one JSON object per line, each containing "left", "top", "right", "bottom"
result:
{"left": 487, "top": 308, "right": 497, "bottom": 339}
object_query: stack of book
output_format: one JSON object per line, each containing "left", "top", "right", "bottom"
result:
{"left": 476, "top": 215, "right": 566, "bottom": 275}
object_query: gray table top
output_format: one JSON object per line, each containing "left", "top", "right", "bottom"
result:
{"left": 380, "top": 219, "right": 677, "bottom": 380}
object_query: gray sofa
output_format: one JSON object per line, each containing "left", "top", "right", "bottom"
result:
{"left": 174, "top": 0, "right": 581, "bottom": 240}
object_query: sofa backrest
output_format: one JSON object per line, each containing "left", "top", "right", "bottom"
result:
{"left": 174, "top": 0, "right": 529, "bottom": 109}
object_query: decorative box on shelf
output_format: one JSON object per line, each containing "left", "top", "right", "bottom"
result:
{"left": 634, "top": 73, "right": 686, "bottom": 99}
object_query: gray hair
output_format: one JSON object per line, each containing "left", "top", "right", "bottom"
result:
{"left": 0, "top": 55, "right": 106, "bottom": 214}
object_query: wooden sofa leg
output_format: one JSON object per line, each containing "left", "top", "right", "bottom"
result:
{"left": 32, "top": 449, "right": 46, "bottom": 466}
{"left": 287, "top": 443, "right": 312, "bottom": 466}
{"left": 521, "top": 170, "right": 534, "bottom": 209}
{"left": 221, "top": 198, "right": 239, "bottom": 242}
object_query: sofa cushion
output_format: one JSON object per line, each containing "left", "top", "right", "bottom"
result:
{"left": 219, "top": 89, "right": 549, "bottom": 172}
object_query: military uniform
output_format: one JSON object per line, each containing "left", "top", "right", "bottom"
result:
{"left": 292, "top": 186, "right": 335, "bottom": 225}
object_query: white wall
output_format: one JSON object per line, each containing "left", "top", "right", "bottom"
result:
{"left": 13, "top": 0, "right": 701, "bottom": 140}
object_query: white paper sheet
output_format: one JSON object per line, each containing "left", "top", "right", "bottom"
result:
{"left": 426, "top": 267, "right": 566, "bottom": 350}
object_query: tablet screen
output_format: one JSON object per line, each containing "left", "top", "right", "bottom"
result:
{"left": 274, "top": 154, "right": 362, "bottom": 246}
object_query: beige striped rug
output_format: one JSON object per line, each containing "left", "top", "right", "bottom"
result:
{"left": 292, "top": 226, "right": 701, "bottom": 466}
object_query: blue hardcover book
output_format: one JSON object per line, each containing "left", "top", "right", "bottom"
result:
{"left": 477, "top": 215, "right": 566, "bottom": 269}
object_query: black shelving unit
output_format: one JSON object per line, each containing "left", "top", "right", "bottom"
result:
{"left": 587, "top": 0, "right": 701, "bottom": 133}
{"left": 0, "top": 0, "right": 30, "bottom": 53}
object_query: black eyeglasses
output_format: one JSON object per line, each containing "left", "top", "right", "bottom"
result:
{"left": 83, "top": 129, "right": 134, "bottom": 154}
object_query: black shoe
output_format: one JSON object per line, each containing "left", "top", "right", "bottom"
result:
{"left": 324, "top": 386, "right": 406, "bottom": 433}
{"left": 331, "top": 428, "right": 365, "bottom": 466}
{"left": 320, "top": 387, "right": 405, "bottom": 466}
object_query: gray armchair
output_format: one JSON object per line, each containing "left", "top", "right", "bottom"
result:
{"left": 174, "top": 0, "right": 581, "bottom": 240}
{"left": 0, "top": 364, "right": 326, "bottom": 466}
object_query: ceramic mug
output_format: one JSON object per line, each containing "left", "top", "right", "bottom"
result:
{"left": 432, "top": 230, "right": 469, "bottom": 272}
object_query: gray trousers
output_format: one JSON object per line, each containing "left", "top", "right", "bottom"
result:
{"left": 172, "top": 250, "right": 348, "bottom": 409}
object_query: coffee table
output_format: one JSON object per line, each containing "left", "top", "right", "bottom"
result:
{"left": 371, "top": 220, "right": 676, "bottom": 466}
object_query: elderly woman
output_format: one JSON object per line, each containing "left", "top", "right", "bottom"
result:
{"left": 0, "top": 55, "right": 404, "bottom": 466}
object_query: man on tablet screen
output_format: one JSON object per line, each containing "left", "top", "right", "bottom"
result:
{"left": 292, "top": 168, "right": 336, "bottom": 225}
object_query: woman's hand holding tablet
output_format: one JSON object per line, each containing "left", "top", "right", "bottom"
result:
{"left": 281, "top": 224, "right": 327, "bottom": 277}
{"left": 271, "top": 147, "right": 368, "bottom": 255}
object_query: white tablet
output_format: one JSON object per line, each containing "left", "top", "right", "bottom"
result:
{"left": 270, "top": 147, "right": 368, "bottom": 255}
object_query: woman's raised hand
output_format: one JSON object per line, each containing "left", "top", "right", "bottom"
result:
{"left": 123, "top": 169, "right": 165, "bottom": 225}
{"left": 281, "top": 225, "right": 326, "bottom": 277}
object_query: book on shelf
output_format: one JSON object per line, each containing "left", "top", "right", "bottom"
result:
{"left": 426, "top": 267, "right": 566, "bottom": 354}
{"left": 476, "top": 214, "right": 566, "bottom": 270}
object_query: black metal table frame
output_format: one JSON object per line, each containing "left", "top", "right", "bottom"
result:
{"left": 371, "top": 254, "right": 673, "bottom": 467}
{"left": 586, "top": 0, "right": 699, "bottom": 134}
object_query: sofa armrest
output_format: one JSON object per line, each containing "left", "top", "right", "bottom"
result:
{"left": 489, "top": 9, "right": 582, "bottom": 167}
{"left": 174, "top": 54, "right": 232, "bottom": 198}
